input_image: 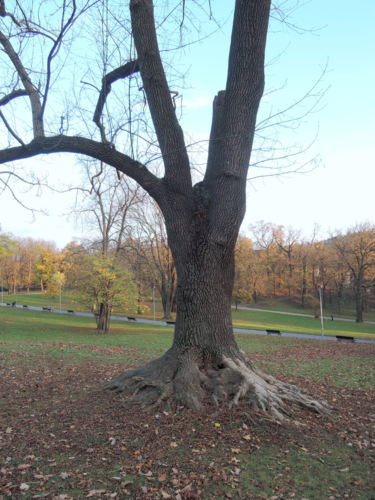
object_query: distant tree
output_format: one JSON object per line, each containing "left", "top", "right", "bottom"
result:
{"left": 47, "top": 271, "right": 66, "bottom": 299}
{"left": 233, "top": 236, "right": 265, "bottom": 306}
{"left": 332, "top": 225, "right": 375, "bottom": 322}
{"left": 76, "top": 161, "right": 144, "bottom": 256}
{"left": 126, "top": 200, "right": 177, "bottom": 319}
{"left": 34, "top": 248, "right": 60, "bottom": 292}
{"left": 272, "top": 226, "right": 301, "bottom": 297}
{"left": 74, "top": 255, "right": 137, "bottom": 334}
{"left": 0, "top": 231, "right": 18, "bottom": 294}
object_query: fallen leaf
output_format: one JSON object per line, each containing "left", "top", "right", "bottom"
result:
{"left": 87, "top": 490, "right": 106, "bottom": 497}
{"left": 17, "top": 463, "right": 31, "bottom": 470}
{"left": 160, "top": 490, "right": 171, "bottom": 499}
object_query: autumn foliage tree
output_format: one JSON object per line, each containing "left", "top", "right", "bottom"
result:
{"left": 332, "top": 225, "right": 375, "bottom": 322}
{"left": 0, "top": 1, "right": 330, "bottom": 419}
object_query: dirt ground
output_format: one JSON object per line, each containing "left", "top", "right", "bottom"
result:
{"left": 1, "top": 341, "right": 374, "bottom": 499}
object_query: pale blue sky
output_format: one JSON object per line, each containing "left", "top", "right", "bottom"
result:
{"left": 1, "top": 0, "right": 374, "bottom": 246}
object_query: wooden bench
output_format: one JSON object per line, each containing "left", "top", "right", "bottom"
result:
{"left": 336, "top": 335, "right": 355, "bottom": 343}
{"left": 42, "top": 306, "right": 52, "bottom": 312}
{"left": 166, "top": 320, "right": 176, "bottom": 325}
{"left": 127, "top": 316, "right": 136, "bottom": 321}
{"left": 67, "top": 309, "right": 75, "bottom": 314}
{"left": 266, "top": 329, "right": 281, "bottom": 336}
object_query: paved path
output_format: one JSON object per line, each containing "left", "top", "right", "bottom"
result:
{"left": 2, "top": 302, "right": 374, "bottom": 345}
{"left": 234, "top": 305, "right": 375, "bottom": 325}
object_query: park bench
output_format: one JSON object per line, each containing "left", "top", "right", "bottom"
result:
{"left": 42, "top": 306, "right": 52, "bottom": 312}
{"left": 6, "top": 303, "right": 10, "bottom": 306}
{"left": 336, "top": 335, "right": 355, "bottom": 343}
{"left": 67, "top": 310, "right": 75, "bottom": 313}
{"left": 11, "top": 301, "right": 16, "bottom": 307}
{"left": 166, "top": 320, "right": 176, "bottom": 325}
{"left": 127, "top": 316, "right": 136, "bottom": 321}
{"left": 266, "top": 329, "right": 281, "bottom": 336}
{"left": 23, "top": 305, "right": 28, "bottom": 308}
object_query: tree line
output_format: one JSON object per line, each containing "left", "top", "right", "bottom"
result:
{"left": 235, "top": 222, "right": 375, "bottom": 322}
{"left": 1, "top": 221, "right": 374, "bottom": 325}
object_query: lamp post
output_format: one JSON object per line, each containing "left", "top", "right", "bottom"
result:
{"left": 318, "top": 285, "right": 324, "bottom": 336}
{"left": 152, "top": 285, "right": 156, "bottom": 320}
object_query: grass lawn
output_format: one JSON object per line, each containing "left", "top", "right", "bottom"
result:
{"left": 238, "top": 296, "right": 375, "bottom": 323}
{"left": 1, "top": 307, "right": 374, "bottom": 499}
{"left": 232, "top": 308, "right": 375, "bottom": 339}
{"left": 5, "top": 292, "right": 375, "bottom": 339}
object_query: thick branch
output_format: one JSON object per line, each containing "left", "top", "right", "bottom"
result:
{"left": 0, "top": 31, "right": 44, "bottom": 137}
{"left": 0, "top": 89, "right": 29, "bottom": 106}
{"left": 0, "top": 136, "right": 163, "bottom": 201}
{"left": 130, "top": 0, "right": 191, "bottom": 193}
{"left": 222, "top": 0, "right": 271, "bottom": 179}
{"left": 93, "top": 60, "right": 140, "bottom": 143}
{"left": 207, "top": 0, "right": 271, "bottom": 244}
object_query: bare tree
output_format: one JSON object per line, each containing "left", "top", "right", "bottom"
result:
{"left": 126, "top": 199, "right": 177, "bottom": 319}
{"left": 76, "top": 160, "right": 144, "bottom": 256}
{"left": 0, "top": 1, "right": 329, "bottom": 419}
{"left": 332, "top": 225, "right": 375, "bottom": 323}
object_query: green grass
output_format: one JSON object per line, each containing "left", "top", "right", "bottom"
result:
{"left": 232, "top": 308, "right": 375, "bottom": 338}
{"left": 6, "top": 292, "right": 375, "bottom": 338}
{"left": 222, "top": 440, "right": 374, "bottom": 499}
{"left": 0, "top": 307, "right": 173, "bottom": 364}
{"left": 2, "top": 290, "right": 166, "bottom": 318}
{"left": 240, "top": 296, "right": 375, "bottom": 322}
{"left": 259, "top": 356, "right": 375, "bottom": 390}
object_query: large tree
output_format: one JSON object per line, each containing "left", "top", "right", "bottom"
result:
{"left": 0, "top": 1, "right": 328, "bottom": 419}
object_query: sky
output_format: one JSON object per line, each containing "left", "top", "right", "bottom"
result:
{"left": 0, "top": 0, "right": 374, "bottom": 248}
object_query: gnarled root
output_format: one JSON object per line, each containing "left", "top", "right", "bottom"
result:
{"left": 104, "top": 348, "right": 331, "bottom": 422}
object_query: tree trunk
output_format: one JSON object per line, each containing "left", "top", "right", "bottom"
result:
{"left": 105, "top": 234, "right": 330, "bottom": 420}
{"left": 160, "top": 281, "right": 174, "bottom": 320}
{"left": 354, "top": 281, "right": 364, "bottom": 323}
{"left": 96, "top": 302, "right": 111, "bottom": 334}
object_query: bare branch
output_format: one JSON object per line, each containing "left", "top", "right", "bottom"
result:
{"left": 130, "top": 0, "right": 191, "bottom": 193}
{"left": 93, "top": 60, "right": 139, "bottom": 143}
{"left": 0, "top": 109, "right": 25, "bottom": 145}
{"left": 41, "top": 0, "right": 77, "bottom": 120}
{"left": 0, "top": 31, "right": 44, "bottom": 137}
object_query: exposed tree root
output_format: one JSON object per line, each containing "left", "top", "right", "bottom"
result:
{"left": 104, "top": 348, "right": 331, "bottom": 423}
